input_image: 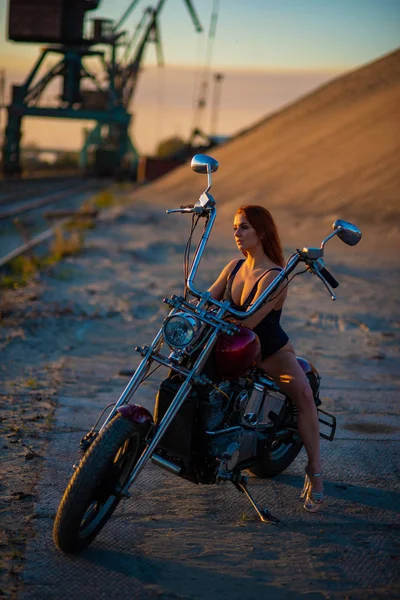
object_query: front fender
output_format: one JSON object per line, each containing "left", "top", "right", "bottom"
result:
{"left": 117, "top": 404, "right": 154, "bottom": 425}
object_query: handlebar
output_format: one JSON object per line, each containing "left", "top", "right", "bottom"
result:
{"left": 320, "top": 267, "right": 339, "bottom": 289}
{"left": 161, "top": 154, "right": 362, "bottom": 326}
{"left": 166, "top": 192, "right": 216, "bottom": 217}
{"left": 166, "top": 207, "right": 196, "bottom": 214}
{"left": 165, "top": 197, "right": 347, "bottom": 310}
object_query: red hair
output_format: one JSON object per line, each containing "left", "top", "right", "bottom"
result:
{"left": 236, "top": 205, "right": 285, "bottom": 267}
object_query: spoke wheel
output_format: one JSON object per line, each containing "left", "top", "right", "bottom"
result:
{"left": 53, "top": 414, "right": 148, "bottom": 553}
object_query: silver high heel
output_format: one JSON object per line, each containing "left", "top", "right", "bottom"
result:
{"left": 300, "top": 468, "right": 324, "bottom": 512}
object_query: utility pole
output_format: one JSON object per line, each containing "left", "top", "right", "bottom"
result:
{"left": 189, "top": 0, "right": 220, "bottom": 148}
{"left": 210, "top": 72, "right": 224, "bottom": 139}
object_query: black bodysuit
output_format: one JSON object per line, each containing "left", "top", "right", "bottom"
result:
{"left": 223, "top": 259, "right": 289, "bottom": 359}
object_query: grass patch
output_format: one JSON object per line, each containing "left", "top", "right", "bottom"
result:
{"left": 0, "top": 226, "right": 84, "bottom": 290}
{"left": 93, "top": 190, "right": 115, "bottom": 209}
{"left": 0, "top": 185, "right": 117, "bottom": 290}
{"left": 26, "top": 377, "right": 38, "bottom": 389}
{"left": 0, "top": 256, "right": 38, "bottom": 289}
{"left": 50, "top": 226, "right": 84, "bottom": 260}
{"left": 65, "top": 218, "right": 95, "bottom": 231}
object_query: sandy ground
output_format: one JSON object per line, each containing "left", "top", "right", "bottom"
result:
{"left": 133, "top": 49, "right": 400, "bottom": 226}
{"left": 0, "top": 180, "right": 399, "bottom": 598}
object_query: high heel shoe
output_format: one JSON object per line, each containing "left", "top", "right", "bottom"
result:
{"left": 300, "top": 468, "right": 324, "bottom": 512}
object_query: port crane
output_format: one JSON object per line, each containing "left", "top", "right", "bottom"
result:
{"left": 2, "top": 0, "right": 202, "bottom": 177}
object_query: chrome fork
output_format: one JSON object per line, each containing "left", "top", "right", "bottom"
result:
{"left": 120, "top": 327, "right": 220, "bottom": 494}
{"left": 99, "top": 328, "right": 164, "bottom": 431}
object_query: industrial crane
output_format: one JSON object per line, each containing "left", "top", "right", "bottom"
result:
{"left": 2, "top": 0, "right": 202, "bottom": 177}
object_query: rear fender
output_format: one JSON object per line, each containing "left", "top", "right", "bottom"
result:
{"left": 296, "top": 357, "right": 336, "bottom": 441}
{"left": 297, "top": 356, "right": 321, "bottom": 401}
{"left": 296, "top": 356, "right": 318, "bottom": 376}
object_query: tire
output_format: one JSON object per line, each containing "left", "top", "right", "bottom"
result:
{"left": 250, "top": 434, "right": 303, "bottom": 478}
{"left": 53, "top": 414, "right": 146, "bottom": 553}
{"left": 251, "top": 383, "right": 319, "bottom": 478}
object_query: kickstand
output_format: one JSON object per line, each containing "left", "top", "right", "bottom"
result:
{"left": 232, "top": 475, "right": 280, "bottom": 525}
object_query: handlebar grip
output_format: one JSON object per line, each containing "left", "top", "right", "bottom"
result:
{"left": 180, "top": 204, "right": 194, "bottom": 209}
{"left": 320, "top": 267, "right": 339, "bottom": 289}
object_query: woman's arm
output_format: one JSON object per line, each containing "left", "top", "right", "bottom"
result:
{"left": 240, "top": 271, "right": 287, "bottom": 329}
{"left": 207, "top": 259, "right": 241, "bottom": 301}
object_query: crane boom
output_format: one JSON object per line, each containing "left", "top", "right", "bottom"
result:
{"left": 183, "top": 0, "right": 203, "bottom": 33}
{"left": 120, "top": 0, "right": 202, "bottom": 109}
{"left": 112, "top": 0, "right": 143, "bottom": 33}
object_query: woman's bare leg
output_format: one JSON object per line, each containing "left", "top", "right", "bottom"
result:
{"left": 260, "top": 346, "right": 323, "bottom": 495}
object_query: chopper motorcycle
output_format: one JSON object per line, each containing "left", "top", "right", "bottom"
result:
{"left": 53, "top": 154, "right": 362, "bottom": 553}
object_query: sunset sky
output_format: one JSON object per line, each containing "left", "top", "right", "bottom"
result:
{"left": 0, "top": 0, "right": 399, "bottom": 155}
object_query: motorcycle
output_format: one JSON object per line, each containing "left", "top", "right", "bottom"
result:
{"left": 53, "top": 154, "right": 362, "bottom": 553}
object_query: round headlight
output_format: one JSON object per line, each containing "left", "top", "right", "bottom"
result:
{"left": 163, "top": 313, "right": 199, "bottom": 349}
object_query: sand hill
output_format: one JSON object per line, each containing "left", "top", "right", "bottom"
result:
{"left": 134, "top": 49, "right": 400, "bottom": 226}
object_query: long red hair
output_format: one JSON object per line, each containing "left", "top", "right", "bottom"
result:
{"left": 236, "top": 205, "right": 285, "bottom": 267}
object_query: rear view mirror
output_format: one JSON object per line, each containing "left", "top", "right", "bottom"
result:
{"left": 191, "top": 154, "right": 219, "bottom": 174}
{"left": 333, "top": 220, "right": 362, "bottom": 246}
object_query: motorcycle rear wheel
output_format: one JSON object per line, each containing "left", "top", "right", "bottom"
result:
{"left": 53, "top": 414, "right": 146, "bottom": 554}
{"left": 250, "top": 433, "right": 303, "bottom": 478}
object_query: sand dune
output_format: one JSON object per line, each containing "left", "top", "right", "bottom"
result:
{"left": 134, "top": 49, "right": 400, "bottom": 226}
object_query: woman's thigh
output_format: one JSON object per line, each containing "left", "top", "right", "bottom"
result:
{"left": 260, "top": 347, "right": 313, "bottom": 407}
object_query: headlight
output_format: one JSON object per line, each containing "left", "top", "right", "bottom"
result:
{"left": 163, "top": 313, "right": 200, "bottom": 349}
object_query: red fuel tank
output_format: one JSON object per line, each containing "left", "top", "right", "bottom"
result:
{"left": 215, "top": 326, "right": 261, "bottom": 379}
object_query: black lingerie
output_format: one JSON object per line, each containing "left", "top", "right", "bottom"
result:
{"left": 223, "top": 259, "right": 289, "bottom": 359}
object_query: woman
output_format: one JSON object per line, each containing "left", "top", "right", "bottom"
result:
{"left": 208, "top": 205, "right": 323, "bottom": 512}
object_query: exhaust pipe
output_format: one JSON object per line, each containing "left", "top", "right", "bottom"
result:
{"left": 151, "top": 453, "right": 181, "bottom": 475}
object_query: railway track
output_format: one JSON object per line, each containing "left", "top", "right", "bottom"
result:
{"left": 0, "top": 177, "right": 112, "bottom": 270}
{"left": 0, "top": 181, "right": 97, "bottom": 221}
{"left": 0, "top": 173, "right": 83, "bottom": 206}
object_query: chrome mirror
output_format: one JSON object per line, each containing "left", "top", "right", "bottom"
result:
{"left": 333, "top": 219, "right": 362, "bottom": 246}
{"left": 191, "top": 154, "right": 219, "bottom": 174}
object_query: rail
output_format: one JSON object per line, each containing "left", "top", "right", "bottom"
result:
{"left": 0, "top": 180, "right": 110, "bottom": 268}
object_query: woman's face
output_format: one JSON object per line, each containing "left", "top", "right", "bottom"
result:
{"left": 233, "top": 212, "right": 262, "bottom": 252}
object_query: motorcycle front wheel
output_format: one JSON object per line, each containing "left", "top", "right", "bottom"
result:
{"left": 53, "top": 414, "right": 147, "bottom": 553}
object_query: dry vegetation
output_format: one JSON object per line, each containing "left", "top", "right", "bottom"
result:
{"left": 0, "top": 189, "right": 119, "bottom": 291}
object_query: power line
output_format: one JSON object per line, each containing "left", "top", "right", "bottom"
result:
{"left": 191, "top": 0, "right": 220, "bottom": 134}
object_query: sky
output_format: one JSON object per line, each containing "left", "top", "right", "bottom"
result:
{"left": 0, "top": 0, "right": 399, "bottom": 155}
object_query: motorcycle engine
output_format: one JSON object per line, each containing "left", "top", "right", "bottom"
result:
{"left": 200, "top": 379, "right": 260, "bottom": 468}
{"left": 200, "top": 379, "right": 245, "bottom": 431}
